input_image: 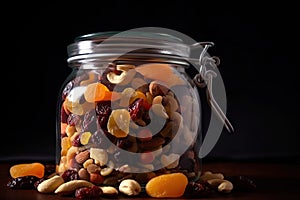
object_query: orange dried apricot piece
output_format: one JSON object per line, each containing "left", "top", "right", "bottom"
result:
{"left": 84, "top": 82, "right": 120, "bottom": 102}
{"left": 9, "top": 162, "right": 45, "bottom": 179}
{"left": 145, "top": 172, "right": 188, "bottom": 198}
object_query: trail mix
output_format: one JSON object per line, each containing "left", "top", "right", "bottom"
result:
{"left": 6, "top": 63, "right": 257, "bottom": 198}
{"left": 6, "top": 162, "right": 256, "bottom": 198}
{"left": 57, "top": 63, "right": 201, "bottom": 182}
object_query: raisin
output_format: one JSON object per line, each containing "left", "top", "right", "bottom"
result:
{"left": 33, "top": 178, "right": 46, "bottom": 189}
{"left": 72, "top": 134, "right": 82, "bottom": 147}
{"left": 61, "top": 169, "right": 79, "bottom": 182}
{"left": 96, "top": 101, "right": 112, "bottom": 116}
{"left": 82, "top": 110, "right": 97, "bottom": 133}
{"left": 89, "top": 130, "right": 111, "bottom": 149}
{"left": 61, "top": 105, "right": 69, "bottom": 123}
{"left": 179, "top": 156, "right": 195, "bottom": 171}
{"left": 6, "top": 176, "right": 40, "bottom": 189}
{"left": 75, "top": 186, "right": 102, "bottom": 199}
{"left": 226, "top": 175, "right": 256, "bottom": 192}
{"left": 67, "top": 113, "right": 81, "bottom": 126}
{"left": 116, "top": 137, "right": 133, "bottom": 149}
{"left": 96, "top": 101, "right": 112, "bottom": 130}
{"left": 184, "top": 181, "right": 213, "bottom": 197}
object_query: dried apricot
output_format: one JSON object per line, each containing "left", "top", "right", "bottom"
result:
{"left": 145, "top": 172, "right": 188, "bottom": 198}
{"left": 84, "top": 82, "right": 120, "bottom": 102}
{"left": 9, "top": 162, "right": 45, "bottom": 179}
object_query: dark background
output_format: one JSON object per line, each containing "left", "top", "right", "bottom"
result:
{"left": 1, "top": 2, "right": 299, "bottom": 163}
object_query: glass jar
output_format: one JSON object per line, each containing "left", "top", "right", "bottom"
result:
{"left": 56, "top": 30, "right": 227, "bottom": 187}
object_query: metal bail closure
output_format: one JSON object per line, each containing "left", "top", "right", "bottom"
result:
{"left": 192, "top": 42, "right": 234, "bottom": 133}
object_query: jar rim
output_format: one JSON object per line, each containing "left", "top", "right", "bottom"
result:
{"left": 67, "top": 31, "right": 191, "bottom": 64}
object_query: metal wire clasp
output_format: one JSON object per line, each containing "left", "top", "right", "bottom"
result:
{"left": 192, "top": 42, "right": 234, "bottom": 133}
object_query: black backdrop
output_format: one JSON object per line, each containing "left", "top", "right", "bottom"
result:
{"left": 1, "top": 2, "right": 299, "bottom": 163}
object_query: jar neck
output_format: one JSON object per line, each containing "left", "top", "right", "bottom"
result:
{"left": 68, "top": 54, "right": 191, "bottom": 70}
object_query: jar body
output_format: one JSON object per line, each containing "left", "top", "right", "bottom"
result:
{"left": 56, "top": 58, "right": 202, "bottom": 185}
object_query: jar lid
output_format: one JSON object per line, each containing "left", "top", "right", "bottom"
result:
{"left": 67, "top": 31, "right": 191, "bottom": 63}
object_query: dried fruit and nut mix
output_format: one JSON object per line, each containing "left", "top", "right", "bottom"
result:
{"left": 6, "top": 162, "right": 256, "bottom": 198}
{"left": 58, "top": 61, "right": 201, "bottom": 182}
{"left": 5, "top": 31, "right": 252, "bottom": 198}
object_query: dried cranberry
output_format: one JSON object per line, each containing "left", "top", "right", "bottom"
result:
{"left": 7, "top": 176, "right": 40, "bottom": 189}
{"left": 128, "top": 98, "right": 151, "bottom": 126}
{"left": 61, "top": 169, "right": 79, "bottom": 182}
{"left": 75, "top": 186, "right": 102, "bottom": 199}
{"left": 61, "top": 105, "right": 69, "bottom": 123}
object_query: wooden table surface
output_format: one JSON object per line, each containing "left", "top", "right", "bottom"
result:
{"left": 1, "top": 160, "right": 299, "bottom": 199}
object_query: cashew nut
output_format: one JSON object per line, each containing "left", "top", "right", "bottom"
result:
{"left": 119, "top": 179, "right": 141, "bottom": 196}
{"left": 107, "top": 64, "right": 136, "bottom": 85}
{"left": 165, "top": 94, "right": 179, "bottom": 113}
{"left": 152, "top": 95, "right": 163, "bottom": 105}
{"left": 207, "top": 179, "right": 233, "bottom": 193}
{"left": 161, "top": 153, "right": 180, "bottom": 169}
{"left": 37, "top": 175, "right": 64, "bottom": 193}
{"left": 150, "top": 104, "right": 169, "bottom": 119}
{"left": 100, "top": 186, "right": 118, "bottom": 196}
{"left": 199, "top": 173, "right": 224, "bottom": 182}
{"left": 100, "top": 161, "right": 114, "bottom": 176}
